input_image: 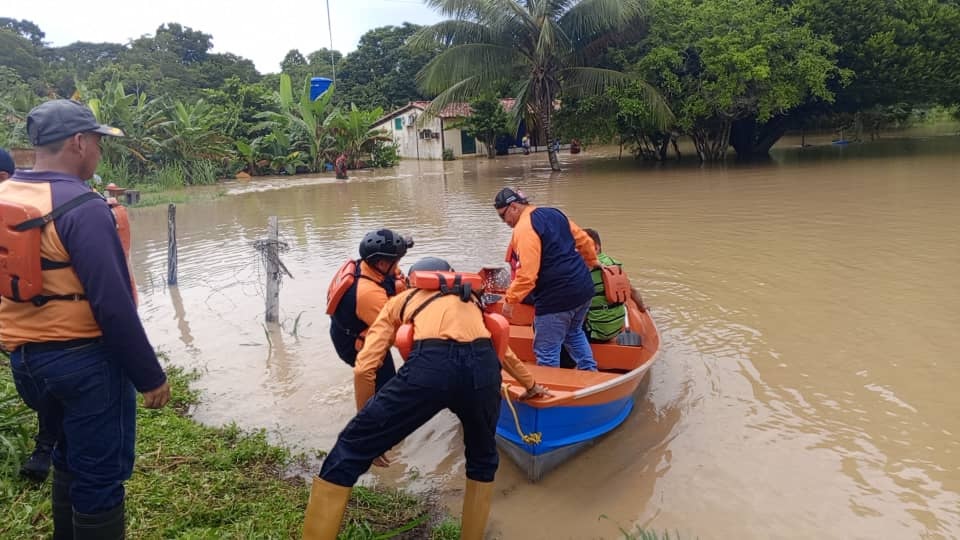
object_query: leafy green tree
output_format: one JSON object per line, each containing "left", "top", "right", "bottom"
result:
{"left": 43, "top": 42, "right": 126, "bottom": 96}
{"left": 456, "top": 94, "right": 512, "bottom": 158}
{"left": 336, "top": 24, "right": 436, "bottom": 110}
{"left": 0, "top": 18, "right": 45, "bottom": 46}
{"left": 0, "top": 29, "right": 45, "bottom": 89}
{"left": 0, "top": 67, "right": 40, "bottom": 148}
{"left": 414, "top": 0, "right": 672, "bottom": 171}
{"left": 628, "top": 0, "right": 841, "bottom": 160}
{"left": 793, "top": 0, "right": 960, "bottom": 111}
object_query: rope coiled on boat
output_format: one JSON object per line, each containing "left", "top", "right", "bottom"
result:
{"left": 501, "top": 384, "right": 542, "bottom": 445}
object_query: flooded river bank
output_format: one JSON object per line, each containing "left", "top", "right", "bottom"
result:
{"left": 130, "top": 133, "right": 960, "bottom": 539}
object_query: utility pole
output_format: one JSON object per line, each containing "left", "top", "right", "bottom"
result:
{"left": 326, "top": 0, "right": 337, "bottom": 85}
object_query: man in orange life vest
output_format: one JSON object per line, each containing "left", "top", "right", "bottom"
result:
{"left": 328, "top": 229, "right": 412, "bottom": 390}
{"left": 0, "top": 100, "right": 170, "bottom": 539}
{"left": 304, "top": 257, "right": 548, "bottom": 540}
{"left": 495, "top": 187, "right": 601, "bottom": 370}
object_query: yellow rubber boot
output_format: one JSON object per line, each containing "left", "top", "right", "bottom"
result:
{"left": 460, "top": 479, "right": 494, "bottom": 540}
{"left": 302, "top": 476, "right": 351, "bottom": 540}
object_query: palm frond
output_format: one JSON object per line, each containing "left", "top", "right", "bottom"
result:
{"left": 561, "top": 67, "right": 675, "bottom": 129}
{"left": 417, "top": 43, "right": 518, "bottom": 95}
{"left": 420, "top": 77, "right": 487, "bottom": 120}
{"left": 409, "top": 20, "right": 498, "bottom": 48}
{"left": 559, "top": 0, "right": 645, "bottom": 45}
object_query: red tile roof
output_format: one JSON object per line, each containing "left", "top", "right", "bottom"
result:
{"left": 375, "top": 98, "right": 520, "bottom": 125}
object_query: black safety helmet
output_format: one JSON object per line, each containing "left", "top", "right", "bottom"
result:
{"left": 408, "top": 257, "right": 453, "bottom": 274}
{"left": 359, "top": 229, "right": 414, "bottom": 264}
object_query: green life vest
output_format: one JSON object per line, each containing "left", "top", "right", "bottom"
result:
{"left": 585, "top": 252, "right": 627, "bottom": 342}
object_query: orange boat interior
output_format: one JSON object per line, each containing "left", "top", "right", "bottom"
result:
{"left": 487, "top": 298, "right": 659, "bottom": 406}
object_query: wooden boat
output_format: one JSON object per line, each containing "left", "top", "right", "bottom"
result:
{"left": 484, "top": 278, "right": 661, "bottom": 482}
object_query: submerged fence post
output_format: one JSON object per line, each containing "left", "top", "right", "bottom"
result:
{"left": 167, "top": 204, "right": 177, "bottom": 285}
{"left": 265, "top": 216, "right": 280, "bottom": 323}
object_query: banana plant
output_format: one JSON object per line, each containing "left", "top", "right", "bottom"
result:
{"left": 328, "top": 104, "right": 391, "bottom": 169}
{"left": 266, "top": 73, "right": 338, "bottom": 173}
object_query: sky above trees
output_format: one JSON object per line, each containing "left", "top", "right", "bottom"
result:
{"left": 2, "top": 0, "right": 441, "bottom": 73}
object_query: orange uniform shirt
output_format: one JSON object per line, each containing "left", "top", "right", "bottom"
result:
{"left": 353, "top": 288, "right": 535, "bottom": 409}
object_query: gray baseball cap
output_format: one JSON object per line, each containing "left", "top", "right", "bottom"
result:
{"left": 27, "top": 99, "right": 125, "bottom": 146}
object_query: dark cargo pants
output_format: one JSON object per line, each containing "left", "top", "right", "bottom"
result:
{"left": 320, "top": 338, "right": 502, "bottom": 486}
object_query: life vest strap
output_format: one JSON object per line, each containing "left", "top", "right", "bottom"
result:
{"left": 14, "top": 192, "right": 103, "bottom": 232}
{"left": 41, "top": 258, "right": 72, "bottom": 271}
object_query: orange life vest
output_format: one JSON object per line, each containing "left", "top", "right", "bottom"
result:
{"left": 106, "top": 197, "right": 131, "bottom": 254}
{"left": 325, "top": 259, "right": 406, "bottom": 316}
{"left": 600, "top": 265, "right": 632, "bottom": 305}
{"left": 394, "top": 270, "right": 509, "bottom": 361}
{"left": 0, "top": 191, "right": 111, "bottom": 304}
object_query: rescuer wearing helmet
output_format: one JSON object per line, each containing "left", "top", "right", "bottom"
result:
{"left": 327, "top": 228, "right": 413, "bottom": 390}
{"left": 304, "top": 256, "right": 548, "bottom": 540}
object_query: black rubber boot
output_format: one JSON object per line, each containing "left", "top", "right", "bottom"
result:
{"left": 74, "top": 501, "right": 124, "bottom": 540}
{"left": 19, "top": 443, "right": 53, "bottom": 482}
{"left": 52, "top": 469, "right": 74, "bottom": 540}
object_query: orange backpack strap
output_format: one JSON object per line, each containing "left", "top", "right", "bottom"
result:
{"left": 600, "top": 265, "right": 632, "bottom": 305}
{"left": 407, "top": 271, "right": 483, "bottom": 302}
{"left": 0, "top": 191, "right": 102, "bottom": 304}
{"left": 326, "top": 259, "right": 361, "bottom": 315}
{"left": 394, "top": 272, "right": 486, "bottom": 360}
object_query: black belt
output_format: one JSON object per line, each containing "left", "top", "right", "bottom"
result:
{"left": 413, "top": 338, "right": 493, "bottom": 353}
{"left": 16, "top": 337, "right": 102, "bottom": 354}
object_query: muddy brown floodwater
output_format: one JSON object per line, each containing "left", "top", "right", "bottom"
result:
{"left": 130, "top": 132, "right": 960, "bottom": 539}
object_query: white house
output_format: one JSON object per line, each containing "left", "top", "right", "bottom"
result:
{"left": 371, "top": 99, "right": 517, "bottom": 160}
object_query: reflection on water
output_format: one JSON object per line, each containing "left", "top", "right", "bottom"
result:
{"left": 130, "top": 134, "right": 960, "bottom": 539}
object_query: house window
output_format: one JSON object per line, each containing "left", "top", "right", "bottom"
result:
{"left": 394, "top": 118, "right": 403, "bottom": 130}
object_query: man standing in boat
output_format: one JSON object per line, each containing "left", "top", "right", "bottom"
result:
{"left": 494, "top": 187, "right": 600, "bottom": 370}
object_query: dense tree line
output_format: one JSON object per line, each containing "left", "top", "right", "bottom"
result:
{"left": 2, "top": 0, "right": 959, "bottom": 177}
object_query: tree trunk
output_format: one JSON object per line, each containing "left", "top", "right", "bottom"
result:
{"left": 731, "top": 114, "right": 789, "bottom": 159}
{"left": 540, "top": 95, "right": 560, "bottom": 171}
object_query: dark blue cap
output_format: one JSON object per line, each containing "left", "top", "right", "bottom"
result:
{"left": 27, "top": 99, "right": 125, "bottom": 146}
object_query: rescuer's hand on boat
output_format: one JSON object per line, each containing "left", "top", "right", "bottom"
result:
{"left": 501, "top": 303, "right": 514, "bottom": 319}
{"left": 520, "top": 384, "right": 551, "bottom": 400}
{"left": 372, "top": 453, "right": 393, "bottom": 467}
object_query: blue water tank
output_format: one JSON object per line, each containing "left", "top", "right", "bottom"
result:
{"left": 310, "top": 77, "right": 333, "bottom": 101}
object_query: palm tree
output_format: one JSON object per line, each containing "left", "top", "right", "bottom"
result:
{"left": 414, "top": 0, "right": 673, "bottom": 171}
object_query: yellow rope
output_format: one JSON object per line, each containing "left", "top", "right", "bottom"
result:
{"left": 501, "top": 384, "right": 542, "bottom": 445}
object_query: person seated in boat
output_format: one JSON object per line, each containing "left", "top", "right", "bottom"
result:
{"left": 494, "top": 187, "right": 600, "bottom": 371}
{"left": 326, "top": 229, "right": 413, "bottom": 391}
{"left": 582, "top": 228, "right": 646, "bottom": 343}
{"left": 303, "top": 257, "right": 548, "bottom": 540}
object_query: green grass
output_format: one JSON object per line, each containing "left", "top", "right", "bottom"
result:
{"left": 126, "top": 183, "right": 228, "bottom": 208}
{"left": 1, "top": 360, "right": 455, "bottom": 539}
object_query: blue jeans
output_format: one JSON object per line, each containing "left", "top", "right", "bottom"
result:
{"left": 533, "top": 300, "right": 597, "bottom": 370}
{"left": 10, "top": 340, "right": 136, "bottom": 514}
